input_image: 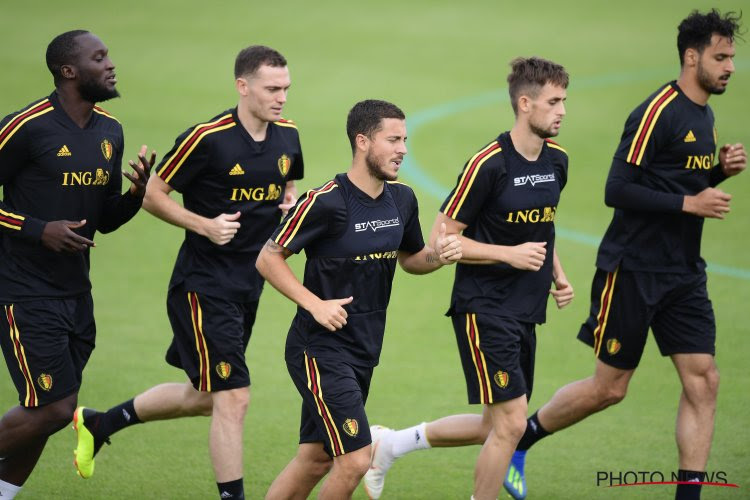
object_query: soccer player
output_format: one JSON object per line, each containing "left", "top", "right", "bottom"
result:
{"left": 73, "top": 45, "right": 303, "bottom": 499}
{"left": 502, "top": 10, "right": 745, "bottom": 500}
{"left": 364, "top": 57, "right": 572, "bottom": 500}
{"left": 0, "top": 30, "right": 150, "bottom": 499}
{"left": 255, "top": 99, "right": 461, "bottom": 499}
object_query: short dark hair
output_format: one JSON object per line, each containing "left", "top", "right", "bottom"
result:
{"left": 234, "top": 45, "right": 287, "bottom": 78}
{"left": 346, "top": 100, "right": 405, "bottom": 153}
{"left": 46, "top": 30, "right": 90, "bottom": 86}
{"left": 507, "top": 57, "right": 569, "bottom": 116}
{"left": 677, "top": 9, "right": 743, "bottom": 65}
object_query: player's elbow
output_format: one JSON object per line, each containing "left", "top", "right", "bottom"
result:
{"left": 604, "top": 181, "right": 622, "bottom": 208}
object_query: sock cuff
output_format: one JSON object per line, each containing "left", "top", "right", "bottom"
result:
{"left": 418, "top": 422, "right": 432, "bottom": 449}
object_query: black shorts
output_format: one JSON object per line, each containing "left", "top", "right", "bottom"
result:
{"left": 577, "top": 268, "right": 715, "bottom": 370}
{"left": 286, "top": 351, "right": 373, "bottom": 457}
{"left": 165, "top": 286, "right": 258, "bottom": 392}
{"left": 452, "top": 313, "right": 536, "bottom": 405}
{"left": 0, "top": 295, "right": 95, "bottom": 407}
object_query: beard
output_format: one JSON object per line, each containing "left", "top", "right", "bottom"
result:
{"left": 529, "top": 121, "right": 557, "bottom": 139}
{"left": 78, "top": 74, "right": 120, "bottom": 103}
{"left": 365, "top": 151, "right": 398, "bottom": 181}
{"left": 697, "top": 62, "right": 728, "bottom": 95}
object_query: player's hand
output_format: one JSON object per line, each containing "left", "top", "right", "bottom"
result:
{"left": 310, "top": 296, "right": 353, "bottom": 331}
{"left": 124, "top": 145, "right": 154, "bottom": 198}
{"left": 683, "top": 187, "right": 731, "bottom": 219}
{"left": 204, "top": 211, "right": 241, "bottom": 245}
{"left": 719, "top": 143, "right": 746, "bottom": 177}
{"left": 278, "top": 192, "right": 297, "bottom": 217}
{"left": 40, "top": 220, "right": 95, "bottom": 253}
{"left": 434, "top": 222, "right": 462, "bottom": 265}
{"left": 550, "top": 275, "right": 574, "bottom": 309}
{"left": 505, "top": 242, "right": 547, "bottom": 271}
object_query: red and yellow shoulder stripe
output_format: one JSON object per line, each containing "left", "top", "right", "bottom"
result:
{"left": 274, "top": 118, "right": 297, "bottom": 129}
{"left": 93, "top": 105, "right": 121, "bottom": 124}
{"left": 545, "top": 138, "right": 567, "bottom": 154}
{"left": 275, "top": 180, "right": 338, "bottom": 247}
{"left": 0, "top": 99, "right": 54, "bottom": 152}
{"left": 443, "top": 141, "right": 502, "bottom": 219}
{"left": 157, "top": 114, "right": 236, "bottom": 183}
{"left": 626, "top": 85, "right": 678, "bottom": 166}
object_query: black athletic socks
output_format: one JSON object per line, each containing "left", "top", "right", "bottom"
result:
{"left": 85, "top": 399, "right": 142, "bottom": 450}
{"left": 675, "top": 469, "right": 704, "bottom": 500}
{"left": 517, "top": 411, "right": 551, "bottom": 451}
{"left": 217, "top": 478, "right": 245, "bottom": 499}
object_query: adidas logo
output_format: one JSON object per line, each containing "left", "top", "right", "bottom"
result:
{"left": 229, "top": 164, "right": 245, "bottom": 176}
{"left": 220, "top": 492, "right": 233, "bottom": 499}
{"left": 57, "top": 145, "right": 72, "bottom": 157}
{"left": 684, "top": 130, "right": 696, "bottom": 142}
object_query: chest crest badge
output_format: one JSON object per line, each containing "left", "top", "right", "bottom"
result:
{"left": 278, "top": 154, "right": 291, "bottom": 177}
{"left": 101, "top": 139, "right": 113, "bottom": 161}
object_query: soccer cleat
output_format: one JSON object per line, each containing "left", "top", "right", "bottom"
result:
{"left": 503, "top": 450, "right": 527, "bottom": 499}
{"left": 72, "top": 406, "right": 109, "bottom": 479}
{"left": 363, "top": 425, "right": 396, "bottom": 499}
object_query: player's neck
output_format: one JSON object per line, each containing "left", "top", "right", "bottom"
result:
{"left": 676, "top": 74, "right": 710, "bottom": 106}
{"left": 509, "top": 126, "right": 545, "bottom": 162}
{"left": 347, "top": 163, "right": 384, "bottom": 199}
{"left": 237, "top": 104, "right": 270, "bottom": 141}
{"left": 55, "top": 87, "right": 95, "bottom": 129}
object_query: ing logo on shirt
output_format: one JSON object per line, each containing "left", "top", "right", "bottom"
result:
{"left": 229, "top": 184, "right": 282, "bottom": 201}
{"left": 353, "top": 250, "right": 398, "bottom": 261}
{"left": 505, "top": 206, "right": 556, "bottom": 224}
{"left": 684, "top": 153, "right": 714, "bottom": 170}
{"left": 61, "top": 168, "right": 110, "bottom": 186}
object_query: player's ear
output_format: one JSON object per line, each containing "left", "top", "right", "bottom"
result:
{"left": 60, "top": 64, "right": 76, "bottom": 81}
{"left": 684, "top": 48, "right": 698, "bottom": 67}
{"left": 235, "top": 77, "right": 249, "bottom": 96}
{"left": 517, "top": 95, "right": 531, "bottom": 114}
{"left": 355, "top": 133, "right": 369, "bottom": 153}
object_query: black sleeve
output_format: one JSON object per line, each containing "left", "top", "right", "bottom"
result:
{"left": 709, "top": 164, "right": 728, "bottom": 187}
{"left": 98, "top": 135, "right": 143, "bottom": 234}
{"left": 271, "top": 181, "right": 341, "bottom": 253}
{"left": 604, "top": 158, "right": 683, "bottom": 213}
{"left": 441, "top": 142, "right": 503, "bottom": 224}
{"left": 0, "top": 114, "right": 46, "bottom": 241}
{"left": 289, "top": 129, "right": 304, "bottom": 181}
{"left": 154, "top": 125, "right": 211, "bottom": 192}
{"left": 613, "top": 86, "right": 676, "bottom": 168}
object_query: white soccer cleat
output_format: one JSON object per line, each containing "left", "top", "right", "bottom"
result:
{"left": 363, "top": 425, "right": 396, "bottom": 499}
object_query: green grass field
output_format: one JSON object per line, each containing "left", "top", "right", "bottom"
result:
{"left": 1, "top": 1, "right": 748, "bottom": 498}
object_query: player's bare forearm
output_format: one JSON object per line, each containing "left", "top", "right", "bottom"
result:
{"left": 257, "top": 240, "right": 353, "bottom": 331}
{"left": 550, "top": 248, "right": 574, "bottom": 308}
{"left": 398, "top": 247, "right": 442, "bottom": 274}
{"left": 143, "top": 175, "right": 207, "bottom": 235}
{"left": 256, "top": 240, "right": 319, "bottom": 310}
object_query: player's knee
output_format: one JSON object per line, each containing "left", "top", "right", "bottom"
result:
{"left": 336, "top": 450, "right": 370, "bottom": 479}
{"left": 685, "top": 364, "right": 720, "bottom": 402}
{"left": 307, "top": 454, "right": 334, "bottom": 478}
{"left": 213, "top": 388, "right": 250, "bottom": 421}
{"left": 705, "top": 365, "right": 720, "bottom": 397}
{"left": 43, "top": 396, "right": 78, "bottom": 433}
{"left": 594, "top": 382, "right": 627, "bottom": 408}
